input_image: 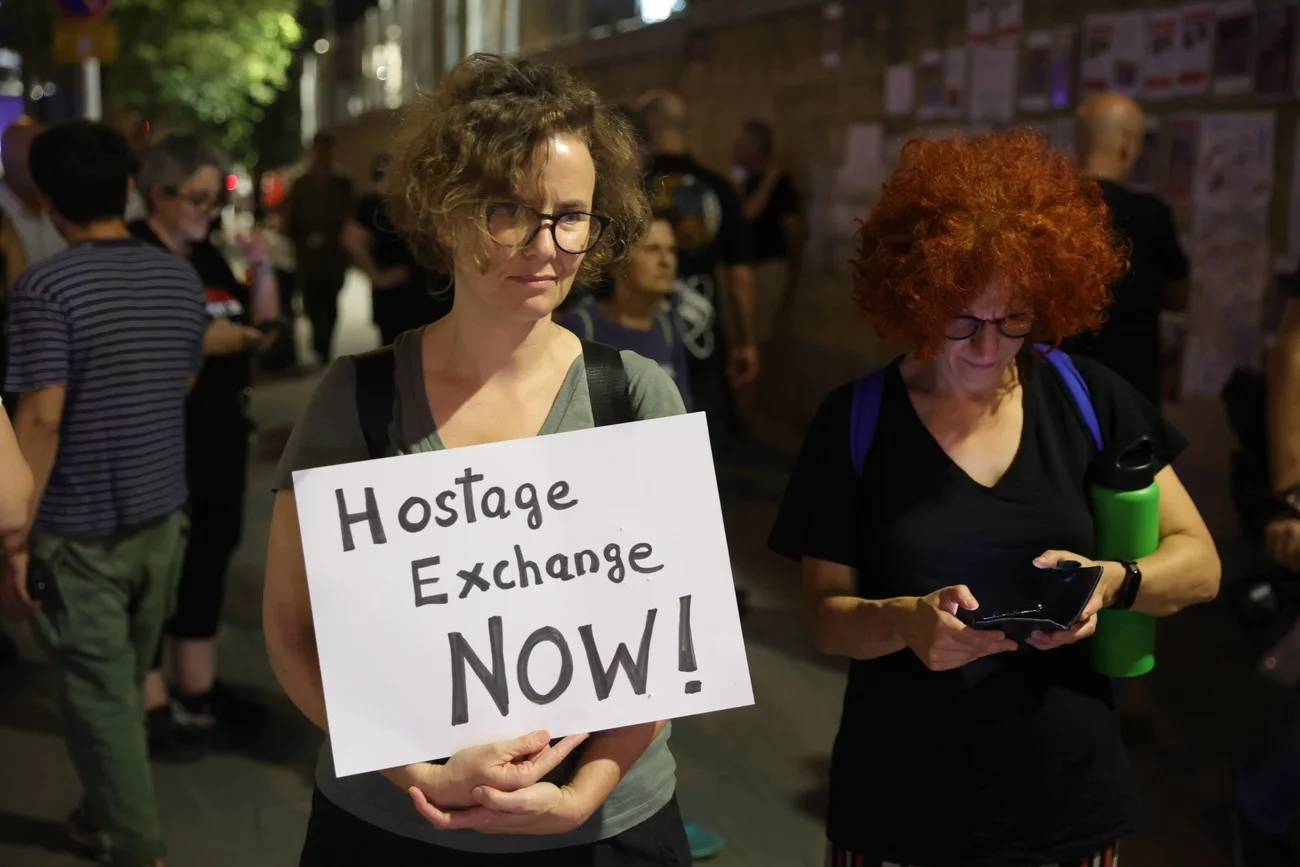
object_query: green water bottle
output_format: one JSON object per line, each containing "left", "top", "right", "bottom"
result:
{"left": 1090, "top": 435, "right": 1160, "bottom": 678}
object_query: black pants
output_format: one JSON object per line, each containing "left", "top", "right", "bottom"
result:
{"left": 302, "top": 274, "right": 345, "bottom": 363}
{"left": 299, "top": 787, "right": 691, "bottom": 866}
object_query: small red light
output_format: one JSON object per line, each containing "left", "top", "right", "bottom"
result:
{"left": 225, "top": 174, "right": 239, "bottom": 192}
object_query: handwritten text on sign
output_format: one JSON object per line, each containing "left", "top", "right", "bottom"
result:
{"left": 292, "top": 413, "right": 754, "bottom": 777}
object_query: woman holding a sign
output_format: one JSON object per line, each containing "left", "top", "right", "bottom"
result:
{"left": 770, "top": 130, "right": 1221, "bottom": 867}
{"left": 263, "top": 54, "right": 691, "bottom": 865}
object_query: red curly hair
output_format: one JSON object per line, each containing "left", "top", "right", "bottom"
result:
{"left": 852, "top": 129, "right": 1126, "bottom": 358}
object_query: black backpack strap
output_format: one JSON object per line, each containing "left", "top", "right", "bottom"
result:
{"left": 582, "top": 340, "right": 634, "bottom": 426}
{"left": 352, "top": 346, "right": 398, "bottom": 461}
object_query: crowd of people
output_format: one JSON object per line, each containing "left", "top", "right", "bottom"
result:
{"left": 5, "top": 48, "right": 1300, "bottom": 867}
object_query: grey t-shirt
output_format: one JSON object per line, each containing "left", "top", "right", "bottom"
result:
{"left": 272, "top": 327, "right": 684, "bottom": 853}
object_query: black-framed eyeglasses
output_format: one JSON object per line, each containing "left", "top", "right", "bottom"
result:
{"left": 485, "top": 201, "right": 610, "bottom": 255}
{"left": 943, "top": 313, "right": 1036, "bottom": 341}
{"left": 165, "top": 187, "right": 221, "bottom": 212}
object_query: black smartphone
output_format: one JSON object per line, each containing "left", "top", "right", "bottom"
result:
{"left": 26, "top": 556, "right": 59, "bottom": 608}
{"left": 959, "top": 563, "right": 1105, "bottom": 639}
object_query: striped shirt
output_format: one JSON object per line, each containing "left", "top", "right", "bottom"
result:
{"left": 4, "top": 238, "right": 208, "bottom": 539}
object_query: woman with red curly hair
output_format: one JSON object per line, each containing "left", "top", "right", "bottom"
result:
{"left": 769, "top": 130, "right": 1220, "bottom": 866}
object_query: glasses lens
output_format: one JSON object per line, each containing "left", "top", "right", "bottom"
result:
{"left": 943, "top": 317, "right": 980, "bottom": 340}
{"left": 1000, "top": 314, "right": 1036, "bottom": 337}
{"left": 554, "top": 212, "right": 601, "bottom": 254}
{"left": 486, "top": 202, "right": 535, "bottom": 247}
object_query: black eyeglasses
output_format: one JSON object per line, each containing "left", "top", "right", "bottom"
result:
{"left": 165, "top": 187, "right": 221, "bottom": 212}
{"left": 485, "top": 202, "right": 610, "bottom": 255}
{"left": 943, "top": 313, "right": 1036, "bottom": 341}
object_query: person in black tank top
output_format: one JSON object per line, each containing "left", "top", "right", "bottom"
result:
{"left": 770, "top": 130, "right": 1220, "bottom": 867}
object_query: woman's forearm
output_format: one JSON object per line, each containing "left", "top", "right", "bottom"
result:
{"left": 566, "top": 721, "right": 664, "bottom": 816}
{"left": 807, "top": 595, "right": 915, "bottom": 660}
{"left": 265, "top": 614, "right": 329, "bottom": 730}
{"left": 250, "top": 263, "right": 280, "bottom": 323}
{"left": 1122, "top": 530, "right": 1220, "bottom": 617}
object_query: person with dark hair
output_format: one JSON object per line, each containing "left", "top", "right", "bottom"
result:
{"left": 129, "top": 133, "right": 278, "bottom": 759}
{"left": 264, "top": 54, "right": 690, "bottom": 865}
{"left": 0, "top": 119, "right": 208, "bottom": 867}
{"left": 732, "top": 118, "right": 803, "bottom": 348}
{"left": 286, "top": 131, "right": 355, "bottom": 364}
{"left": 769, "top": 130, "right": 1220, "bottom": 866}
{"left": 342, "top": 151, "right": 450, "bottom": 345}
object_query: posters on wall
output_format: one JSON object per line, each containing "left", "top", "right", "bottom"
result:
{"left": 916, "top": 50, "right": 946, "bottom": 121}
{"left": 885, "top": 62, "right": 915, "bottom": 117}
{"left": 994, "top": 0, "right": 1023, "bottom": 48}
{"left": 1255, "top": 2, "right": 1297, "bottom": 97}
{"left": 1129, "top": 117, "right": 1165, "bottom": 192}
{"left": 970, "top": 45, "right": 1018, "bottom": 122}
{"left": 1143, "top": 9, "right": 1180, "bottom": 99}
{"left": 292, "top": 414, "right": 755, "bottom": 776}
{"left": 945, "top": 46, "right": 969, "bottom": 119}
{"left": 1080, "top": 12, "right": 1146, "bottom": 97}
{"left": 1163, "top": 113, "right": 1200, "bottom": 208}
{"left": 969, "top": 0, "right": 994, "bottom": 45}
{"left": 1181, "top": 112, "right": 1276, "bottom": 397}
{"left": 1020, "top": 26, "right": 1076, "bottom": 112}
{"left": 1213, "top": 0, "right": 1255, "bottom": 95}
{"left": 1177, "top": 2, "right": 1216, "bottom": 95}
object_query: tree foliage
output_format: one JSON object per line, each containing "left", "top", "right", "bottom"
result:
{"left": 110, "top": 0, "right": 301, "bottom": 163}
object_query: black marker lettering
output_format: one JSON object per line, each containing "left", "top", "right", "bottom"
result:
{"left": 515, "top": 545, "right": 541, "bottom": 588}
{"left": 679, "top": 595, "right": 700, "bottom": 694}
{"left": 448, "top": 616, "right": 508, "bottom": 726}
{"left": 398, "top": 497, "right": 431, "bottom": 533}
{"left": 604, "top": 543, "right": 626, "bottom": 583}
{"left": 629, "top": 542, "right": 663, "bottom": 574}
{"left": 456, "top": 468, "right": 484, "bottom": 523}
{"left": 515, "top": 483, "right": 542, "bottom": 530}
{"left": 547, "top": 480, "right": 577, "bottom": 512}
{"left": 481, "top": 487, "right": 511, "bottom": 520}
{"left": 335, "top": 487, "right": 386, "bottom": 552}
{"left": 493, "top": 560, "right": 515, "bottom": 590}
{"left": 546, "top": 553, "right": 575, "bottom": 581}
{"left": 516, "top": 627, "right": 573, "bottom": 706}
{"left": 435, "top": 490, "right": 458, "bottom": 527}
{"left": 410, "top": 556, "right": 447, "bottom": 606}
{"left": 579, "top": 609, "right": 657, "bottom": 700}
{"left": 575, "top": 549, "right": 599, "bottom": 576}
{"left": 457, "top": 563, "right": 490, "bottom": 598}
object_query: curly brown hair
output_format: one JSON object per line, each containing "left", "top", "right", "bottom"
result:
{"left": 389, "top": 53, "right": 650, "bottom": 284}
{"left": 852, "top": 129, "right": 1127, "bottom": 358}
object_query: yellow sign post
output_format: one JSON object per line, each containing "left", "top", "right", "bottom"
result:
{"left": 52, "top": 15, "right": 118, "bottom": 64}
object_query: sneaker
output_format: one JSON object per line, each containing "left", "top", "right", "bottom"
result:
{"left": 683, "top": 820, "right": 725, "bottom": 860}
{"left": 147, "top": 703, "right": 208, "bottom": 763}
{"left": 1232, "top": 803, "right": 1300, "bottom": 867}
{"left": 65, "top": 803, "right": 110, "bottom": 863}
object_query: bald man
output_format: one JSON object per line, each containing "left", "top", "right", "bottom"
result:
{"left": 0, "top": 120, "right": 67, "bottom": 294}
{"left": 1065, "top": 92, "right": 1189, "bottom": 405}
{"left": 635, "top": 90, "right": 759, "bottom": 454}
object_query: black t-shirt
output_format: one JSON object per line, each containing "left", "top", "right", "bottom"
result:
{"left": 355, "top": 194, "right": 454, "bottom": 320}
{"left": 130, "top": 219, "right": 252, "bottom": 500}
{"left": 1065, "top": 180, "right": 1189, "bottom": 405}
{"left": 743, "top": 171, "right": 800, "bottom": 262}
{"left": 768, "top": 352, "right": 1187, "bottom": 866}
{"left": 646, "top": 154, "right": 755, "bottom": 385}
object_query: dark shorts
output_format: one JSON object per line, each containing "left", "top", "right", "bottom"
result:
{"left": 299, "top": 787, "right": 691, "bottom": 867}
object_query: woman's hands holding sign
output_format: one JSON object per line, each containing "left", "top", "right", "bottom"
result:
{"left": 385, "top": 729, "right": 595, "bottom": 834}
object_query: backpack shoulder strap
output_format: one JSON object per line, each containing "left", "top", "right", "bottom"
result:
{"left": 1039, "top": 347, "right": 1104, "bottom": 451}
{"left": 850, "top": 367, "right": 888, "bottom": 476}
{"left": 582, "top": 340, "right": 635, "bottom": 426}
{"left": 352, "top": 346, "right": 398, "bottom": 461}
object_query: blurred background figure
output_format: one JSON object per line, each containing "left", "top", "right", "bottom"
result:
{"left": 0, "top": 119, "right": 66, "bottom": 298}
{"left": 286, "top": 132, "right": 354, "bottom": 365}
{"left": 1065, "top": 91, "right": 1189, "bottom": 406}
{"left": 732, "top": 119, "right": 803, "bottom": 351}
{"left": 341, "top": 152, "right": 450, "bottom": 346}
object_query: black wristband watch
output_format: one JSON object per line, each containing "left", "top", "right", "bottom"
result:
{"left": 1108, "top": 560, "right": 1142, "bottom": 611}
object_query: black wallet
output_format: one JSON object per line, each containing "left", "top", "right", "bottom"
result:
{"left": 957, "top": 563, "right": 1104, "bottom": 641}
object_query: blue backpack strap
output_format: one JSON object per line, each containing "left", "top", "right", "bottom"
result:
{"left": 1039, "top": 346, "right": 1104, "bottom": 451}
{"left": 849, "top": 368, "right": 888, "bottom": 476}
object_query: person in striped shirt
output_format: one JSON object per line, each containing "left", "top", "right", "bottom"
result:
{"left": 0, "top": 120, "right": 208, "bottom": 867}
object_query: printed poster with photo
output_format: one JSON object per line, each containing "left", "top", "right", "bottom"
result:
{"left": 1020, "top": 26, "right": 1076, "bottom": 112}
{"left": 994, "top": 0, "right": 1023, "bottom": 48}
{"left": 1163, "top": 113, "right": 1200, "bottom": 208}
{"left": 1143, "top": 9, "right": 1181, "bottom": 99}
{"left": 1213, "top": 0, "right": 1256, "bottom": 95}
{"left": 1177, "top": 2, "right": 1216, "bottom": 95}
{"left": 916, "top": 50, "right": 946, "bottom": 121}
{"left": 1081, "top": 13, "right": 1145, "bottom": 97}
{"left": 944, "top": 46, "right": 969, "bottom": 120}
{"left": 1255, "top": 2, "right": 1297, "bottom": 97}
{"left": 1129, "top": 117, "right": 1165, "bottom": 193}
{"left": 969, "top": 0, "right": 994, "bottom": 45}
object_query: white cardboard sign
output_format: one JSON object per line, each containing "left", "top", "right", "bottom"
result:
{"left": 292, "top": 413, "right": 754, "bottom": 778}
